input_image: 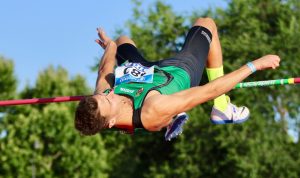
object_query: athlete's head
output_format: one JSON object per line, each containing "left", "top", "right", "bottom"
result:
{"left": 75, "top": 92, "right": 117, "bottom": 135}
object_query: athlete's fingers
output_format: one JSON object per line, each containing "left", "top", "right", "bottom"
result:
{"left": 95, "top": 39, "right": 105, "bottom": 49}
{"left": 95, "top": 39, "right": 102, "bottom": 45}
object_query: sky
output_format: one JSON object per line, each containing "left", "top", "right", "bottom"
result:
{"left": 0, "top": 0, "right": 227, "bottom": 91}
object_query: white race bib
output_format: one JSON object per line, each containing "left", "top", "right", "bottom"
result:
{"left": 115, "top": 63, "right": 154, "bottom": 85}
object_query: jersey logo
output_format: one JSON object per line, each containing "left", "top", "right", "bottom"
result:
{"left": 115, "top": 63, "right": 154, "bottom": 85}
{"left": 120, "top": 88, "right": 134, "bottom": 94}
{"left": 136, "top": 88, "right": 144, "bottom": 97}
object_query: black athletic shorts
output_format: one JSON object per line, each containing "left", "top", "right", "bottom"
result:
{"left": 116, "top": 26, "right": 212, "bottom": 87}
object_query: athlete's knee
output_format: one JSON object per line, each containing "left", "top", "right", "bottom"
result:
{"left": 115, "top": 36, "right": 137, "bottom": 47}
{"left": 193, "top": 17, "right": 217, "bottom": 35}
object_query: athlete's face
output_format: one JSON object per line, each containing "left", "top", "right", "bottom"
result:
{"left": 93, "top": 90, "right": 120, "bottom": 127}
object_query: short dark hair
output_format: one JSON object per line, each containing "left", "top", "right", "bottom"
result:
{"left": 75, "top": 96, "right": 108, "bottom": 135}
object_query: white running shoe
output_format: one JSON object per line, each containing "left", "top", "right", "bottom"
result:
{"left": 210, "top": 99, "right": 250, "bottom": 124}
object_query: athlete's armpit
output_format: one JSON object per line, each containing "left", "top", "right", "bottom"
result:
{"left": 141, "top": 94, "right": 192, "bottom": 131}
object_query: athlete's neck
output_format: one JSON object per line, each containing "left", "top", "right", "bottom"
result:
{"left": 114, "top": 97, "right": 133, "bottom": 128}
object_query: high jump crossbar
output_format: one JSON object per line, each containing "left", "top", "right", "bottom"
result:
{"left": 0, "top": 77, "right": 299, "bottom": 106}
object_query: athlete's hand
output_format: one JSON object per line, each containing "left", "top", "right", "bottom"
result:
{"left": 253, "top": 55, "right": 281, "bottom": 71}
{"left": 95, "top": 28, "right": 114, "bottom": 49}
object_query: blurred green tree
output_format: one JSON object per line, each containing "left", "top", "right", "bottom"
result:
{"left": 97, "top": 0, "right": 300, "bottom": 177}
{"left": 0, "top": 65, "right": 109, "bottom": 178}
{"left": 0, "top": 57, "right": 17, "bottom": 113}
{"left": 1, "top": 0, "right": 299, "bottom": 177}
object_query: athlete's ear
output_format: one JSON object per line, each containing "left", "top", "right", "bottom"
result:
{"left": 108, "top": 118, "right": 116, "bottom": 128}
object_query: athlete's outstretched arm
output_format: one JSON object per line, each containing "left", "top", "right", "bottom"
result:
{"left": 143, "top": 55, "right": 280, "bottom": 130}
{"left": 94, "top": 28, "right": 116, "bottom": 94}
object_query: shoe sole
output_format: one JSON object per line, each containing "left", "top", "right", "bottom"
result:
{"left": 210, "top": 116, "right": 249, "bottom": 124}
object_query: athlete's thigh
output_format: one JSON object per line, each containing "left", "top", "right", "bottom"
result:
{"left": 159, "top": 26, "right": 212, "bottom": 87}
{"left": 116, "top": 36, "right": 157, "bottom": 67}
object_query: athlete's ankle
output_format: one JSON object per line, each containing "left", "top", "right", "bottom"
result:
{"left": 213, "top": 95, "right": 229, "bottom": 112}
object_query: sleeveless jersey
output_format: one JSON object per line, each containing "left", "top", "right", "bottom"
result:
{"left": 113, "top": 65, "right": 190, "bottom": 128}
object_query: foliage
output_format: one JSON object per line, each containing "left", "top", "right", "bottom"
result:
{"left": 214, "top": 0, "right": 300, "bottom": 125}
{"left": 102, "top": 0, "right": 300, "bottom": 177}
{"left": 0, "top": 57, "right": 17, "bottom": 113}
{"left": 0, "top": 65, "right": 108, "bottom": 178}
{"left": 126, "top": 0, "right": 189, "bottom": 60}
{"left": 0, "top": 57, "right": 16, "bottom": 99}
{"left": 1, "top": 0, "right": 300, "bottom": 177}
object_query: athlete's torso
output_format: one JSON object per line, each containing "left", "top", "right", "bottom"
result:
{"left": 113, "top": 63, "right": 191, "bottom": 130}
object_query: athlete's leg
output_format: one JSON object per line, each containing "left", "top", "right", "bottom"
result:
{"left": 115, "top": 35, "right": 137, "bottom": 47}
{"left": 115, "top": 36, "right": 157, "bottom": 66}
{"left": 192, "top": 18, "right": 228, "bottom": 112}
{"left": 193, "top": 18, "right": 249, "bottom": 124}
{"left": 193, "top": 18, "right": 223, "bottom": 68}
